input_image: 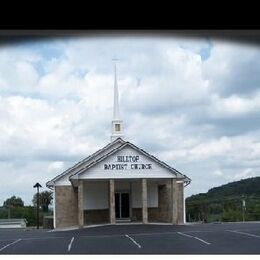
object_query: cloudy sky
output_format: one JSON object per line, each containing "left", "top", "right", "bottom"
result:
{"left": 1, "top": 34, "right": 260, "bottom": 206}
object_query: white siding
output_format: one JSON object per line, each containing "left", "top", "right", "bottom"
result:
{"left": 55, "top": 174, "right": 71, "bottom": 186}
{"left": 78, "top": 146, "right": 176, "bottom": 180}
{"left": 147, "top": 181, "right": 158, "bottom": 207}
{"left": 82, "top": 180, "right": 158, "bottom": 210}
{"left": 83, "top": 181, "right": 108, "bottom": 210}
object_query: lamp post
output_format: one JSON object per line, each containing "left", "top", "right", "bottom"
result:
{"left": 33, "top": 182, "right": 42, "bottom": 229}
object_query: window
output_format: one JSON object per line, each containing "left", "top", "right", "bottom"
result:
{"left": 115, "top": 124, "right": 121, "bottom": 131}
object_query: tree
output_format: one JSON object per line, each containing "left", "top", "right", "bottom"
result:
{"left": 32, "top": 190, "right": 53, "bottom": 212}
{"left": 3, "top": 196, "right": 24, "bottom": 208}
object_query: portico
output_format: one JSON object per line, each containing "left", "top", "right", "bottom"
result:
{"left": 76, "top": 177, "right": 183, "bottom": 227}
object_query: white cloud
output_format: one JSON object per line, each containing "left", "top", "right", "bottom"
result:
{"left": 213, "top": 169, "right": 224, "bottom": 176}
{"left": 202, "top": 40, "right": 260, "bottom": 96}
{"left": 158, "top": 136, "right": 232, "bottom": 162}
{"left": 208, "top": 93, "right": 260, "bottom": 118}
{"left": 187, "top": 136, "right": 232, "bottom": 160}
{"left": 0, "top": 36, "right": 260, "bottom": 204}
{"left": 0, "top": 46, "right": 41, "bottom": 92}
{"left": 47, "top": 161, "right": 65, "bottom": 173}
{"left": 0, "top": 95, "right": 107, "bottom": 164}
{"left": 232, "top": 168, "right": 257, "bottom": 181}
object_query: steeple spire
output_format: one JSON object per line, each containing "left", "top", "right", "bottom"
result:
{"left": 113, "top": 64, "right": 120, "bottom": 120}
{"left": 111, "top": 64, "right": 124, "bottom": 141}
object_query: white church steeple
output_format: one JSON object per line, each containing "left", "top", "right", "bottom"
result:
{"left": 111, "top": 64, "right": 124, "bottom": 141}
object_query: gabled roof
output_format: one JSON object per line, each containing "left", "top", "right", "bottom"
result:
{"left": 46, "top": 138, "right": 191, "bottom": 188}
{"left": 46, "top": 138, "right": 126, "bottom": 188}
{"left": 69, "top": 140, "right": 191, "bottom": 186}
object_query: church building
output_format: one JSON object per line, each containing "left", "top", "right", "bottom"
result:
{"left": 46, "top": 66, "right": 191, "bottom": 229}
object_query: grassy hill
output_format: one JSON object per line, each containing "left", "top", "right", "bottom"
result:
{"left": 186, "top": 176, "right": 260, "bottom": 222}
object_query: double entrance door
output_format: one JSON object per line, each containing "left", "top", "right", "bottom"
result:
{"left": 115, "top": 192, "right": 130, "bottom": 219}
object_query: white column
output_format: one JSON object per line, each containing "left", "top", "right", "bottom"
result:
{"left": 142, "top": 179, "right": 148, "bottom": 224}
{"left": 109, "top": 180, "right": 115, "bottom": 224}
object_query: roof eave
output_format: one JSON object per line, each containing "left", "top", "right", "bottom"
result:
{"left": 46, "top": 137, "right": 126, "bottom": 185}
{"left": 69, "top": 141, "right": 191, "bottom": 181}
{"left": 46, "top": 181, "right": 54, "bottom": 189}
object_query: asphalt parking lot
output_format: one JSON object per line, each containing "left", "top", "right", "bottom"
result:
{"left": 0, "top": 222, "right": 260, "bottom": 254}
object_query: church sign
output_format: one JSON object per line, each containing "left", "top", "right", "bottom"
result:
{"left": 104, "top": 155, "right": 152, "bottom": 170}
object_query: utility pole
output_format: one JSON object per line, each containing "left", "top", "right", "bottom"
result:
{"left": 33, "top": 182, "right": 42, "bottom": 229}
{"left": 242, "top": 197, "right": 246, "bottom": 222}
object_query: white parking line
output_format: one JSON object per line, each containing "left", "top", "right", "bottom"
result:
{"left": 227, "top": 230, "right": 260, "bottom": 238}
{"left": 177, "top": 232, "right": 193, "bottom": 238}
{"left": 0, "top": 239, "right": 22, "bottom": 252}
{"left": 67, "top": 237, "right": 74, "bottom": 252}
{"left": 193, "top": 237, "right": 211, "bottom": 245}
{"left": 125, "top": 234, "right": 141, "bottom": 248}
{"left": 184, "top": 230, "right": 213, "bottom": 233}
{"left": 177, "top": 232, "right": 211, "bottom": 245}
{"left": 79, "top": 230, "right": 212, "bottom": 239}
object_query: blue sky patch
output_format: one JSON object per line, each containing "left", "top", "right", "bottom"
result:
{"left": 199, "top": 40, "right": 213, "bottom": 61}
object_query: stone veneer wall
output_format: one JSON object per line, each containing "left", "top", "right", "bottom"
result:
{"left": 149, "top": 181, "right": 184, "bottom": 223}
{"left": 84, "top": 209, "right": 109, "bottom": 225}
{"left": 131, "top": 181, "right": 176, "bottom": 223}
{"left": 132, "top": 208, "right": 142, "bottom": 222}
{"left": 177, "top": 182, "right": 184, "bottom": 224}
{"left": 54, "top": 180, "right": 184, "bottom": 227}
{"left": 55, "top": 186, "right": 78, "bottom": 228}
{"left": 148, "top": 183, "right": 172, "bottom": 222}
